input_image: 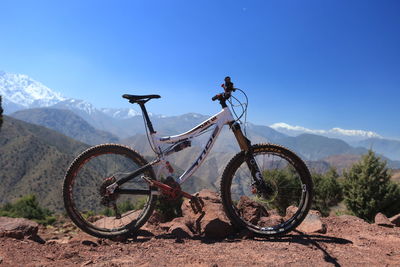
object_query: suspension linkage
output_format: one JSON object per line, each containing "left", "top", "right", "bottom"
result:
{"left": 141, "top": 176, "right": 205, "bottom": 213}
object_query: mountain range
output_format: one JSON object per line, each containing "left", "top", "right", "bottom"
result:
{"left": 0, "top": 116, "right": 88, "bottom": 211}
{"left": 2, "top": 70, "right": 400, "bottom": 161}
{"left": 270, "top": 122, "right": 382, "bottom": 142}
{"left": 1, "top": 70, "right": 400, "bottom": 212}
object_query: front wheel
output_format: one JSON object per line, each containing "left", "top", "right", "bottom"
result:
{"left": 63, "top": 144, "right": 157, "bottom": 239}
{"left": 220, "top": 144, "right": 313, "bottom": 236}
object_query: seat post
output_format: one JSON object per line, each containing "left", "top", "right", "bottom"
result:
{"left": 138, "top": 101, "right": 156, "bottom": 134}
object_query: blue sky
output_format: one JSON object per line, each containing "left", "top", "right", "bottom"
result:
{"left": 1, "top": 0, "right": 399, "bottom": 138}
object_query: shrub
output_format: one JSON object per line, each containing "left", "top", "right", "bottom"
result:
{"left": 343, "top": 150, "right": 400, "bottom": 222}
{"left": 312, "top": 168, "right": 343, "bottom": 216}
{"left": 262, "top": 167, "right": 302, "bottom": 215}
{"left": 101, "top": 197, "right": 147, "bottom": 217}
{"left": 0, "top": 194, "right": 56, "bottom": 225}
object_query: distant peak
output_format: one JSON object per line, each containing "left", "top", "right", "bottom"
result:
{"left": 330, "top": 128, "right": 381, "bottom": 138}
{"left": 270, "top": 122, "right": 382, "bottom": 140}
{"left": 0, "top": 71, "right": 66, "bottom": 108}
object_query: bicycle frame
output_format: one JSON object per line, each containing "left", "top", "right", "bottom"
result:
{"left": 149, "top": 107, "right": 235, "bottom": 184}
{"left": 110, "top": 95, "right": 257, "bottom": 198}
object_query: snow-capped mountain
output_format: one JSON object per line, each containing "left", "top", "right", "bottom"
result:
{"left": 0, "top": 71, "right": 65, "bottom": 111}
{"left": 3, "top": 70, "right": 398, "bottom": 162}
{"left": 100, "top": 108, "right": 141, "bottom": 119}
{"left": 0, "top": 71, "right": 142, "bottom": 119}
{"left": 52, "top": 98, "right": 99, "bottom": 115}
{"left": 270, "top": 122, "right": 382, "bottom": 142}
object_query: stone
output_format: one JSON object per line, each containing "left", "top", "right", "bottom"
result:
{"left": 202, "top": 217, "right": 233, "bottom": 239}
{"left": 0, "top": 217, "right": 39, "bottom": 240}
{"left": 82, "top": 260, "right": 94, "bottom": 266}
{"left": 68, "top": 232, "right": 100, "bottom": 246}
{"left": 181, "top": 189, "right": 234, "bottom": 239}
{"left": 237, "top": 228, "right": 254, "bottom": 239}
{"left": 258, "top": 215, "right": 284, "bottom": 228}
{"left": 375, "top": 213, "right": 394, "bottom": 228}
{"left": 389, "top": 214, "right": 400, "bottom": 227}
{"left": 81, "top": 240, "right": 98, "bottom": 247}
{"left": 285, "top": 206, "right": 299, "bottom": 219}
{"left": 236, "top": 196, "right": 268, "bottom": 225}
{"left": 147, "top": 210, "right": 165, "bottom": 225}
{"left": 168, "top": 221, "right": 193, "bottom": 239}
{"left": 296, "top": 210, "right": 327, "bottom": 234}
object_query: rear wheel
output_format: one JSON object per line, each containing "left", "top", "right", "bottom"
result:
{"left": 63, "top": 144, "right": 157, "bottom": 238}
{"left": 220, "top": 144, "right": 313, "bottom": 236}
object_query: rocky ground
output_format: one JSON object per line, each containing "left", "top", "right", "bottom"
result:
{"left": 1, "top": 190, "right": 400, "bottom": 266}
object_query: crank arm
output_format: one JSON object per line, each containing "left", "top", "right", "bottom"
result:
{"left": 141, "top": 176, "right": 193, "bottom": 199}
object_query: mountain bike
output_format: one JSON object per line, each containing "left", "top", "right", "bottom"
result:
{"left": 63, "top": 77, "right": 313, "bottom": 238}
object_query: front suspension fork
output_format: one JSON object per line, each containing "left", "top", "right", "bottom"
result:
{"left": 230, "top": 122, "right": 270, "bottom": 197}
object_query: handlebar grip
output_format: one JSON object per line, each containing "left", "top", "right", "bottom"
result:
{"left": 212, "top": 94, "right": 221, "bottom": 101}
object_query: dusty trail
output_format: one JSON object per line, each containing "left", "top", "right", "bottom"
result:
{"left": 1, "top": 215, "right": 400, "bottom": 266}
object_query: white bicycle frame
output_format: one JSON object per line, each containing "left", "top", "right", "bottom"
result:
{"left": 147, "top": 107, "right": 235, "bottom": 184}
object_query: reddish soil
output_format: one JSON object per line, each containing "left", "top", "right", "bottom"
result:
{"left": 0, "top": 215, "right": 399, "bottom": 266}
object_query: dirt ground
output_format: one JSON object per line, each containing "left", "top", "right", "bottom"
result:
{"left": 0, "top": 215, "right": 400, "bottom": 266}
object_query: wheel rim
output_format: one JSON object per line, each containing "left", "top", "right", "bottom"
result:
{"left": 228, "top": 151, "right": 309, "bottom": 233}
{"left": 67, "top": 150, "right": 153, "bottom": 233}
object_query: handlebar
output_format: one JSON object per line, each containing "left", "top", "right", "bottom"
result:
{"left": 212, "top": 76, "right": 236, "bottom": 102}
{"left": 211, "top": 93, "right": 222, "bottom": 101}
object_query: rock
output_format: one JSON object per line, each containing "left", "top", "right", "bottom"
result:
{"left": 374, "top": 213, "right": 394, "bottom": 228}
{"left": 169, "top": 221, "right": 193, "bottom": 239}
{"left": 236, "top": 196, "right": 268, "bottom": 224}
{"left": 181, "top": 189, "right": 234, "bottom": 239}
{"left": 82, "top": 260, "right": 94, "bottom": 266}
{"left": 297, "top": 210, "right": 327, "bottom": 234}
{"left": 81, "top": 240, "right": 98, "bottom": 247}
{"left": 68, "top": 233, "right": 100, "bottom": 246}
{"left": 47, "top": 238, "right": 70, "bottom": 245}
{"left": 389, "top": 214, "right": 400, "bottom": 227}
{"left": 285, "top": 206, "right": 299, "bottom": 219}
{"left": 194, "top": 190, "right": 220, "bottom": 203}
{"left": 0, "top": 217, "right": 39, "bottom": 240}
{"left": 202, "top": 217, "right": 233, "bottom": 239}
{"left": 258, "top": 215, "right": 284, "bottom": 228}
{"left": 147, "top": 210, "right": 165, "bottom": 225}
{"left": 237, "top": 228, "right": 254, "bottom": 239}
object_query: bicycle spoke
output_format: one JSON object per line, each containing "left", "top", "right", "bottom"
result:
{"left": 63, "top": 144, "right": 156, "bottom": 238}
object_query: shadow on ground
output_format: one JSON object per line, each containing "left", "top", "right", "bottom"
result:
{"left": 130, "top": 228, "right": 351, "bottom": 266}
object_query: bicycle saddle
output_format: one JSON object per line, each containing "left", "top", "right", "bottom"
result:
{"left": 122, "top": 94, "right": 161, "bottom": 103}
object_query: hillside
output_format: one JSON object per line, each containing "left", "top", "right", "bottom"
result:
{"left": 8, "top": 102, "right": 400, "bottom": 167}
{"left": 11, "top": 108, "right": 119, "bottom": 145}
{"left": 357, "top": 138, "right": 400, "bottom": 161}
{"left": 0, "top": 115, "right": 234, "bottom": 212}
{"left": 279, "top": 133, "right": 367, "bottom": 160}
{"left": 0, "top": 116, "right": 89, "bottom": 211}
{"left": 1, "top": 114, "right": 399, "bottom": 216}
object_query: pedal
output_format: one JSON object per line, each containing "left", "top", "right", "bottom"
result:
{"left": 189, "top": 194, "right": 204, "bottom": 214}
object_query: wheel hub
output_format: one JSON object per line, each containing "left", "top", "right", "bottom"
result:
{"left": 99, "top": 176, "right": 119, "bottom": 207}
